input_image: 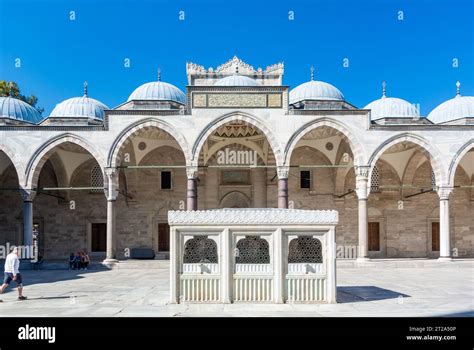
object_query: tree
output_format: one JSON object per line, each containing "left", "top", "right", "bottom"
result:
{"left": 0, "top": 80, "right": 44, "bottom": 114}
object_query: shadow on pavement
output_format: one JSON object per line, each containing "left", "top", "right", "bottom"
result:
{"left": 337, "top": 286, "right": 410, "bottom": 303}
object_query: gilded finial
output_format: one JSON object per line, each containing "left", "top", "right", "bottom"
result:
{"left": 83, "top": 81, "right": 88, "bottom": 96}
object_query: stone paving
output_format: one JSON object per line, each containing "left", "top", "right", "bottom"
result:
{"left": 0, "top": 260, "right": 472, "bottom": 317}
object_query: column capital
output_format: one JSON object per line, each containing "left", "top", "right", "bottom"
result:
{"left": 355, "top": 165, "right": 370, "bottom": 180}
{"left": 277, "top": 166, "right": 290, "bottom": 179}
{"left": 105, "top": 167, "right": 118, "bottom": 178}
{"left": 437, "top": 186, "right": 453, "bottom": 200}
{"left": 186, "top": 166, "right": 199, "bottom": 179}
{"left": 20, "top": 188, "right": 36, "bottom": 202}
{"left": 104, "top": 167, "right": 119, "bottom": 201}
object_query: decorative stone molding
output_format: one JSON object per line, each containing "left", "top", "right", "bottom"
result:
{"left": 437, "top": 186, "right": 453, "bottom": 200}
{"left": 168, "top": 208, "right": 339, "bottom": 225}
{"left": 277, "top": 166, "right": 290, "bottom": 179}
{"left": 186, "top": 56, "right": 284, "bottom": 76}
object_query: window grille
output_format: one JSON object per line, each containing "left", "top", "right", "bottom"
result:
{"left": 90, "top": 165, "right": 103, "bottom": 193}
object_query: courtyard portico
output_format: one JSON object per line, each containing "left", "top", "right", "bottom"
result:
{"left": 0, "top": 57, "right": 473, "bottom": 263}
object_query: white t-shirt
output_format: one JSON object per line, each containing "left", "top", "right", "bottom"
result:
{"left": 4, "top": 252, "right": 20, "bottom": 275}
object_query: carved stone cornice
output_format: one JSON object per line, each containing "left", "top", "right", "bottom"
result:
{"left": 168, "top": 208, "right": 339, "bottom": 226}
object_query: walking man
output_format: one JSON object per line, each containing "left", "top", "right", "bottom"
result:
{"left": 0, "top": 246, "right": 27, "bottom": 302}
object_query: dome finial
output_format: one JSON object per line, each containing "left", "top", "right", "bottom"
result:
{"left": 83, "top": 81, "right": 88, "bottom": 96}
{"left": 157, "top": 68, "right": 161, "bottom": 82}
{"left": 310, "top": 66, "right": 315, "bottom": 81}
{"left": 456, "top": 81, "right": 461, "bottom": 96}
{"left": 382, "top": 80, "right": 387, "bottom": 98}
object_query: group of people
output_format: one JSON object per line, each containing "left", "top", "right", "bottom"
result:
{"left": 69, "top": 251, "right": 91, "bottom": 270}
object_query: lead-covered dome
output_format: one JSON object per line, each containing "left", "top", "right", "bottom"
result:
{"left": 428, "top": 82, "right": 474, "bottom": 124}
{"left": 290, "top": 79, "right": 344, "bottom": 104}
{"left": 128, "top": 80, "right": 186, "bottom": 104}
{"left": 214, "top": 74, "right": 260, "bottom": 87}
{"left": 50, "top": 94, "right": 108, "bottom": 120}
{"left": 0, "top": 96, "right": 42, "bottom": 124}
{"left": 364, "top": 82, "right": 419, "bottom": 120}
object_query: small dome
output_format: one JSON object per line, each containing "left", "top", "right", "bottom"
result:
{"left": 364, "top": 96, "right": 419, "bottom": 119}
{"left": 0, "top": 96, "right": 42, "bottom": 124}
{"left": 50, "top": 95, "right": 108, "bottom": 120}
{"left": 290, "top": 80, "right": 344, "bottom": 104}
{"left": 364, "top": 82, "right": 419, "bottom": 120}
{"left": 128, "top": 81, "right": 186, "bottom": 104}
{"left": 428, "top": 82, "right": 474, "bottom": 124}
{"left": 214, "top": 75, "right": 260, "bottom": 87}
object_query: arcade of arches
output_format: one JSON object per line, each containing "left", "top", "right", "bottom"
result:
{"left": 0, "top": 125, "right": 473, "bottom": 261}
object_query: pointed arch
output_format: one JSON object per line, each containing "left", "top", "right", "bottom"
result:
{"left": 284, "top": 118, "right": 366, "bottom": 166}
{"left": 368, "top": 133, "right": 447, "bottom": 186}
{"left": 25, "top": 133, "right": 105, "bottom": 189}
{"left": 108, "top": 118, "right": 192, "bottom": 168}
{"left": 448, "top": 138, "right": 474, "bottom": 186}
{"left": 0, "top": 144, "right": 26, "bottom": 185}
{"left": 192, "top": 111, "right": 283, "bottom": 166}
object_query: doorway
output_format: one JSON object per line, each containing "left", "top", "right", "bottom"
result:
{"left": 158, "top": 223, "right": 170, "bottom": 252}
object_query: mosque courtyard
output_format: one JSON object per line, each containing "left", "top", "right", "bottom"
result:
{"left": 0, "top": 260, "right": 472, "bottom": 317}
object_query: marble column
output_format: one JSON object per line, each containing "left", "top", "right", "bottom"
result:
{"left": 326, "top": 227, "right": 337, "bottom": 303}
{"left": 221, "top": 228, "right": 232, "bottom": 303}
{"left": 186, "top": 166, "right": 198, "bottom": 211}
{"left": 277, "top": 166, "right": 289, "bottom": 209}
{"left": 104, "top": 168, "right": 119, "bottom": 263}
{"left": 170, "top": 227, "right": 180, "bottom": 303}
{"left": 355, "top": 166, "right": 370, "bottom": 262}
{"left": 438, "top": 187, "right": 453, "bottom": 261}
{"left": 21, "top": 189, "right": 36, "bottom": 247}
{"left": 273, "top": 228, "right": 285, "bottom": 303}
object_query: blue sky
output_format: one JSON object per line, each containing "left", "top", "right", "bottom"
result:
{"left": 0, "top": 0, "right": 473, "bottom": 116}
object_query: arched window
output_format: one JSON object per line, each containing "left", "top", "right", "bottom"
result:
{"left": 288, "top": 236, "right": 322, "bottom": 263}
{"left": 235, "top": 236, "right": 270, "bottom": 264}
{"left": 183, "top": 236, "right": 218, "bottom": 263}
{"left": 90, "top": 165, "right": 103, "bottom": 193}
{"left": 371, "top": 165, "right": 380, "bottom": 192}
